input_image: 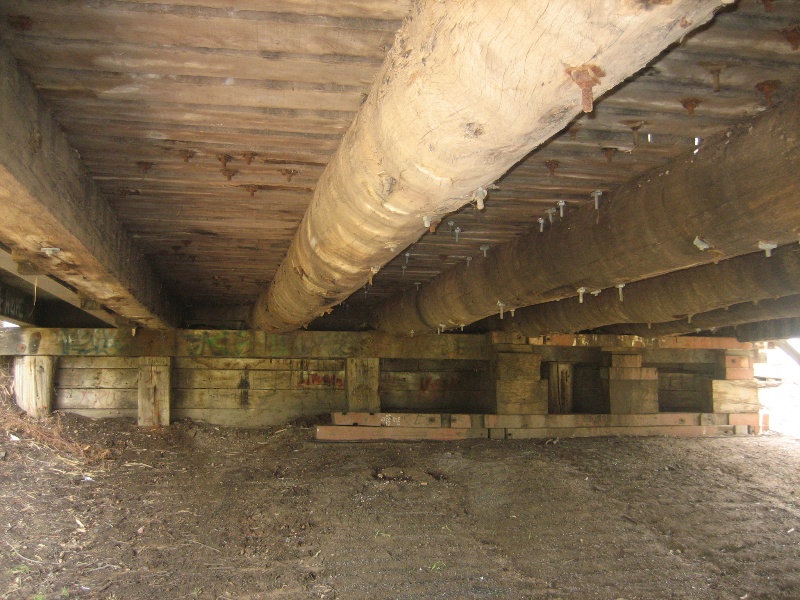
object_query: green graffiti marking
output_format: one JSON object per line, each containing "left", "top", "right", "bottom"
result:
{"left": 185, "top": 331, "right": 251, "bottom": 357}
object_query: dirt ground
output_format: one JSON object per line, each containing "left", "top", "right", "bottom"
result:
{"left": 1, "top": 399, "right": 799, "bottom": 600}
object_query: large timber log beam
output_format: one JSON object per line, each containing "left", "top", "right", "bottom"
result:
{"left": 600, "top": 294, "right": 800, "bottom": 338}
{"left": 733, "top": 318, "right": 800, "bottom": 343}
{"left": 372, "top": 96, "right": 800, "bottom": 335}
{"left": 0, "top": 47, "right": 177, "bottom": 329}
{"left": 250, "top": 0, "right": 728, "bottom": 333}
{"left": 480, "top": 245, "right": 800, "bottom": 336}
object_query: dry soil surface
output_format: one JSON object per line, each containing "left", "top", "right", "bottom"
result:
{"left": 1, "top": 406, "right": 799, "bottom": 600}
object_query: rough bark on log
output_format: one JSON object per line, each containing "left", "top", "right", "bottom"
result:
{"left": 372, "top": 97, "right": 800, "bottom": 335}
{"left": 251, "top": 0, "right": 728, "bottom": 332}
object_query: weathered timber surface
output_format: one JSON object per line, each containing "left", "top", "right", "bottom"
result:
{"left": 528, "top": 334, "right": 752, "bottom": 351}
{"left": 0, "top": 46, "right": 177, "bottom": 329}
{"left": 372, "top": 98, "right": 800, "bottom": 334}
{"left": 0, "top": 328, "right": 488, "bottom": 359}
{"left": 711, "top": 379, "right": 760, "bottom": 414}
{"left": 490, "top": 246, "right": 800, "bottom": 336}
{"left": 346, "top": 358, "right": 380, "bottom": 412}
{"left": 252, "top": 0, "right": 725, "bottom": 332}
{"left": 56, "top": 388, "right": 137, "bottom": 410}
{"left": 13, "top": 355, "right": 56, "bottom": 419}
{"left": 138, "top": 357, "right": 171, "bottom": 427}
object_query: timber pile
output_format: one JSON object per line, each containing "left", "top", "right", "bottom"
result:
{"left": 316, "top": 411, "right": 768, "bottom": 442}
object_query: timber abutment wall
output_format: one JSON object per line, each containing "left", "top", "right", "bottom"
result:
{"left": 0, "top": 328, "right": 767, "bottom": 436}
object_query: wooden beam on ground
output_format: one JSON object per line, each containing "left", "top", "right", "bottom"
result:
{"left": 601, "top": 294, "right": 800, "bottom": 338}
{"left": 372, "top": 98, "right": 800, "bottom": 335}
{"left": 483, "top": 246, "right": 800, "bottom": 337}
{"left": 251, "top": 0, "right": 727, "bottom": 332}
{"left": 0, "top": 47, "right": 177, "bottom": 329}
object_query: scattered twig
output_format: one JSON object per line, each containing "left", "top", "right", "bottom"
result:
{"left": 188, "top": 540, "right": 222, "bottom": 553}
{"left": 5, "top": 542, "right": 56, "bottom": 565}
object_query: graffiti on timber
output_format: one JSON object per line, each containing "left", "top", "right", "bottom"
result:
{"left": 185, "top": 330, "right": 251, "bottom": 357}
{"left": 58, "top": 329, "right": 125, "bottom": 356}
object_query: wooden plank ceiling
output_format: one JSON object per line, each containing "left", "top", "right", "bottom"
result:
{"left": 0, "top": 0, "right": 798, "bottom": 330}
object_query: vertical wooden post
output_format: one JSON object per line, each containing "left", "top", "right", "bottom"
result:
{"left": 138, "top": 356, "right": 171, "bottom": 427}
{"left": 13, "top": 355, "right": 56, "bottom": 419}
{"left": 547, "top": 362, "right": 573, "bottom": 414}
{"left": 603, "top": 351, "right": 659, "bottom": 414}
{"left": 346, "top": 357, "right": 380, "bottom": 413}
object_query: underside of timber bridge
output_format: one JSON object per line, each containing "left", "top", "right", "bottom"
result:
{"left": 0, "top": 0, "right": 797, "bottom": 436}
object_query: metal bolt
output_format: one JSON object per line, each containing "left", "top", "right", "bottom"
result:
{"left": 414, "top": 282, "right": 421, "bottom": 291}
{"left": 454, "top": 227, "right": 461, "bottom": 243}
{"left": 423, "top": 215, "right": 431, "bottom": 228}
{"left": 693, "top": 236, "right": 711, "bottom": 251}
{"left": 546, "top": 208, "right": 557, "bottom": 223}
{"left": 480, "top": 245, "right": 490, "bottom": 257}
{"left": 401, "top": 265, "right": 407, "bottom": 277}
{"left": 758, "top": 241, "right": 778, "bottom": 257}
{"left": 538, "top": 218, "right": 545, "bottom": 232}
{"left": 465, "top": 256, "right": 472, "bottom": 268}
{"left": 497, "top": 300, "right": 506, "bottom": 319}
{"left": 577, "top": 287, "right": 587, "bottom": 303}
{"left": 557, "top": 200, "right": 566, "bottom": 218}
{"left": 591, "top": 190, "right": 603, "bottom": 210}
{"left": 616, "top": 283, "right": 625, "bottom": 302}
{"left": 472, "top": 187, "right": 488, "bottom": 210}
{"left": 447, "top": 220, "right": 454, "bottom": 233}
{"left": 404, "top": 252, "right": 410, "bottom": 266}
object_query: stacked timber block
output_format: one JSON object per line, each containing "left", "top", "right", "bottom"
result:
{"left": 716, "top": 350, "right": 754, "bottom": 380}
{"left": 493, "top": 346, "right": 548, "bottom": 415}
{"left": 601, "top": 351, "right": 659, "bottom": 414}
{"left": 708, "top": 349, "right": 762, "bottom": 430}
